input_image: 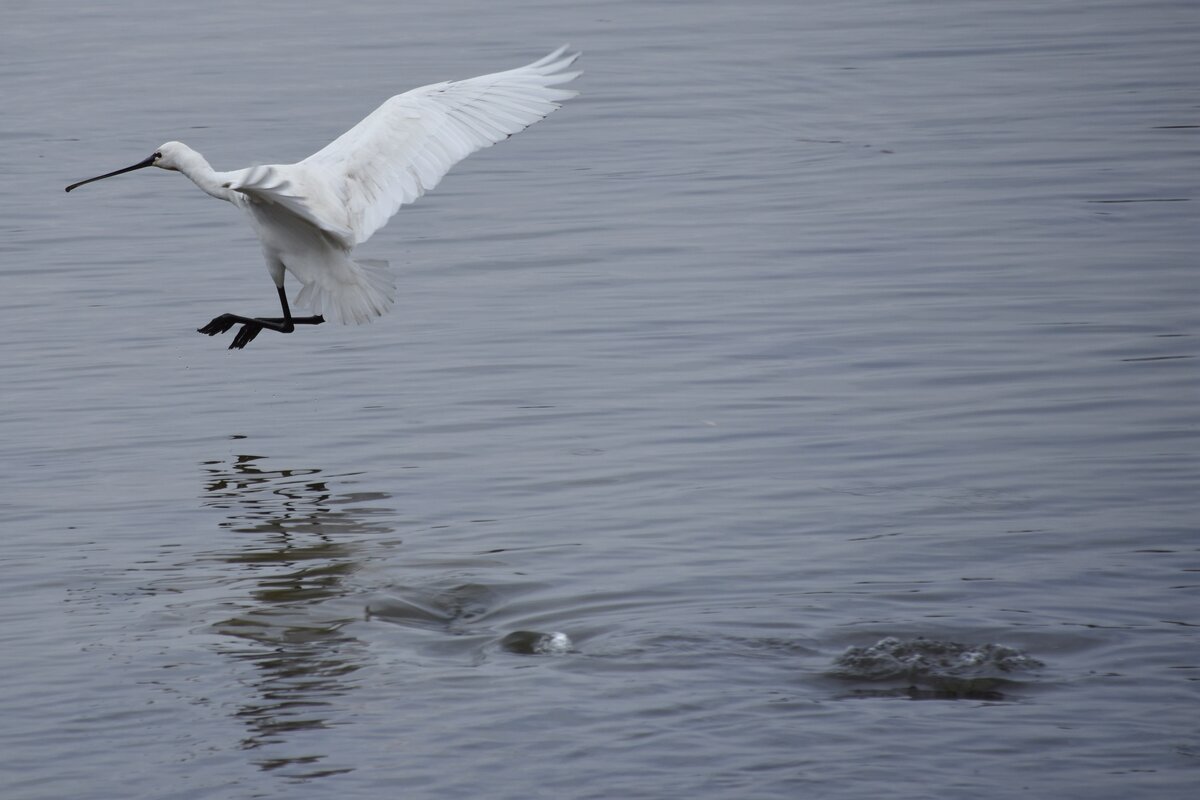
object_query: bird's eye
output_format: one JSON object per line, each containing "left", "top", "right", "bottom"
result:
{"left": 154, "top": 151, "right": 162, "bottom": 160}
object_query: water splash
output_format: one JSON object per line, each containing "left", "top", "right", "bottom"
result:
{"left": 829, "top": 636, "right": 1042, "bottom": 699}
{"left": 500, "top": 630, "right": 573, "bottom": 656}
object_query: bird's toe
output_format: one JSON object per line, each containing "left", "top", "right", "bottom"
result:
{"left": 230, "top": 323, "right": 262, "bottom": 350}
{"left": 198, "top": 314, "right": 238, "bottom": 336}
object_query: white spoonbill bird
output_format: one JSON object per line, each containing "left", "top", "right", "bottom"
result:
{"left": 66, "top": 46, "right": 581, "bottom": 349}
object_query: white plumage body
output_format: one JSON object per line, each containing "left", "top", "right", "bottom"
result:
{"left": 231, "top": 45, "right": 580, "bottom": 323}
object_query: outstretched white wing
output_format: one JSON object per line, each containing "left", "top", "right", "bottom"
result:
{"left": 268, "top": 46, "right": 581, "bottom": 247}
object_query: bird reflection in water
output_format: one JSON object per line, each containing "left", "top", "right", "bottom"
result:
{"left": 200, "top": 452, "right": 393, "bottom": 779}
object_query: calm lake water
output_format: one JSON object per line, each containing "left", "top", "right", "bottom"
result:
{"left": 2, "top": 0, "right": 1197, "bottom": 797}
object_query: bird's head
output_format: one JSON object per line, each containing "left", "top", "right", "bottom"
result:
{"left": 65, "top": 141, "right": 188, "bottom": 192}
{"left": 153, "top": 141, "right": 190, "bottom": 171}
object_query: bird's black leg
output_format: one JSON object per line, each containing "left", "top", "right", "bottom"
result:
{"left": 198, "top": 286, "right": 325, "bottom": 350}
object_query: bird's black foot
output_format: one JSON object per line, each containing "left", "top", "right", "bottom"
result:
{"left": 197, "top": 313, "right": 261, "bottom": 350}
{"left": 197, "top": 313, "right": 325, "bottom": 350}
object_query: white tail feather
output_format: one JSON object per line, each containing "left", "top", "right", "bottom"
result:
{"left": 294, "top": 257, "right": 395, "bottom": 324}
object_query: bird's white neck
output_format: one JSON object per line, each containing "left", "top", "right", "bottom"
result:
{"left": 167, "top": 143, "right": 239, "bottom": 204}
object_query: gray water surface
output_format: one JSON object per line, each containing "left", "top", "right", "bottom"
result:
{"left": 2, "top": 1, "right": 1198, "bottom": 798}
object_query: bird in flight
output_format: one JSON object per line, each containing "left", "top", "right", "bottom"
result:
{"left": 66, "top": 46, "right": 581, "bottom": 349}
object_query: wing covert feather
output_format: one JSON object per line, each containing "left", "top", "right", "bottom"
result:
{"left": 299, "top": 46, "right": 580, "bottom": 246}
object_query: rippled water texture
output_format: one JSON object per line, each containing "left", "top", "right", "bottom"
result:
{"left": 2, "top": 1, "right": 1197, "bottom": 798}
